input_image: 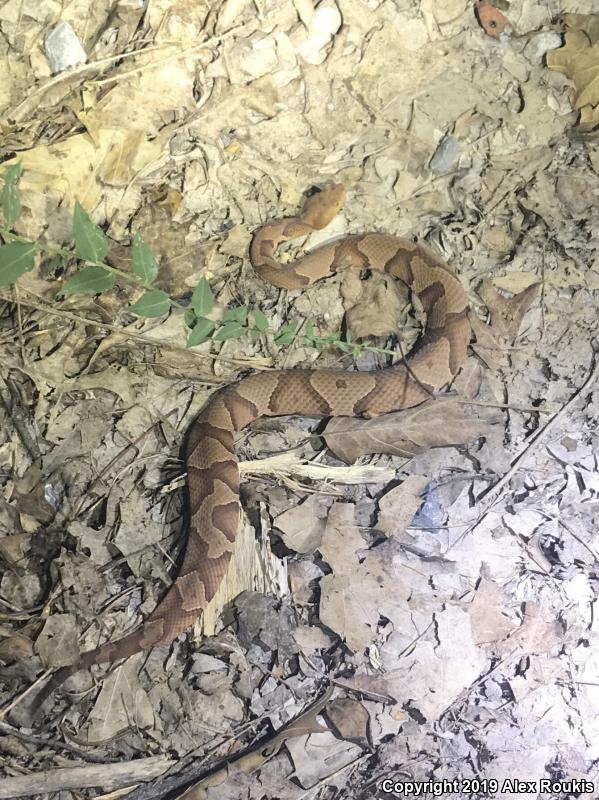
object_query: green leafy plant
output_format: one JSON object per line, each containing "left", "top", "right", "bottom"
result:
{"left": 0, "top": 165, "right": 402, "bottom": 358}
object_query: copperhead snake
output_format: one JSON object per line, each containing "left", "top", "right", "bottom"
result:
{"left": 39, "top": 185, "right": 471, "bottom": 704}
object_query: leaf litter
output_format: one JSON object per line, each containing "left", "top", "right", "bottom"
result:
{"left": 1, "top": 1, "right": 599, "bottom": 798}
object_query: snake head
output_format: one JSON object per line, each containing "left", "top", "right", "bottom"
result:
{"left": 301, "top": 184, "right": 346, "bottom": 229}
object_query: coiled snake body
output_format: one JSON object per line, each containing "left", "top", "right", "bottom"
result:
{"left": 41, "top": 185, "right": 470, "bottom": 699}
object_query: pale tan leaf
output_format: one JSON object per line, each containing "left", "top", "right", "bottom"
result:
{"left": 323, "top": 397, "right": 495, "bottom": 463}
{"left": 377, "top": 476, "right": 428, "bottom": 538}
{"left": 477, "top": 279, "right": 539, "bottom": 340}
{"left": 472, "top": 279, "right": 539, "bottom": 369}
{"left": 547, "top": 15, "right": 599, "bottom": 129}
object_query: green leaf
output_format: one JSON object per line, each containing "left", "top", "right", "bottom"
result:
{"left": 222, "top": 305, "right": 248, "bottom": 325}
{"left": 253, "top": 307, "right": 269, "bottom": 333}
{"left": 1, "top": 163, "right": 22, "bottom": 229}
{"left": 187, "top": 317, "right": 215, "bottom": 346}
{"left": 184, "top": 308, "right": 197, "bottom": 329}
{"left": 59, "top": 265, "right": 115, "bottom": 297}
{"left": 191, "top": 277, "right": 214, "bottom": 317}
{"left": 132, "top": 232, "right": 158, "bottom": 287}
{"left": 127, "top": 289, "right": 170, "bottom": 318}
{"left": 73, "top": 202, "right": 107, "bottom": 262}
{"left": 3, "top": 163, "right": 22, "bottom": 184}
{"left": 303, "top": 320, "right": 315, "bottom": 346}
{"left": 213, "top": 321, "right": 243, "bottom": 341}
{"left": 0, "top": 241, "right": 37, "bottom": 286}
{"left": 274, "top": 322, "right": 299, "bottom": 346}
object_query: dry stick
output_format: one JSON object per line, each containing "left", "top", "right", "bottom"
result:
{"left": 121, "top": 684, "right": 335, "bottom": 800}
{"left": 447, "top": 338, "right": 599, "bottom": 553}
{"left": 0, "top": 756, "right": 175, "bottom": 799}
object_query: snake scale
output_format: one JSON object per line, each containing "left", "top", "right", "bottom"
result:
{"left": 39, "top": 184, "right": 470, "bottom": 703}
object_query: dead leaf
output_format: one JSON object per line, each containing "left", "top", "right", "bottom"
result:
{"left": 469, "top": 575, "right": 518, "bottom": 646}
{"left": 341, "top": 270, "right": 407, "bottom": 339}
{"left": 504, "top": 602, "right": 563, "bottom": 655}
{"left": 293, "top": 625, "right": 335, "bottom": 654}
{"left": 325, "top": 697, "right": 371, "bottom": 748}
{"left": 343, "top": 604, "right": 489, "bottom": 719}
{"left": 377, "top": 476, "right": 428, "bottom": 538}
{"left": 318, "top": 503, "right": 366, "bottom": 575}
{"left": 478, "top": 279, "right": 539, "bottom": 340}
{"left": 318, "top": 514, "right": 411, "bottom": 651}
{"left": 471, "top": 279, "right": 539, "bottom": 369}
{"left": 547, "top": 15, "right": 599, "bottom": 130}
{"left": 324, "top": 397, "right": 494, "bottom": 462}
{"left": 84, "top": 655, "right": 158, "bottom": 744}
{"left": 0, "top": 633, "right": 35, "bottom": 663}
{"left": 273, "top": 494, "right": 331, "bottom": 553}
{"left": 285, "top": 731, "right": 362, "bottom": 788}
{"left": 34, "top": 614, "right": 80, "bottom": 669}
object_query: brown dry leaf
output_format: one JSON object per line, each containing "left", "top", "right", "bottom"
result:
{"left": 34, "top": 614, "right": 80, "bottom": 669}
{"left": 377, "top": 476, "right": 428, "bottom": 538}
{"left": 274, "top": 494, "right": 331, "bottom": 554}
{"left": 317, "top": 503, "right": 367, "bottom": 575}
{"left": 478, "top": 279, "right": 539, "bottom": 339}
{"left": 471, "top": 279, "right": 539, "bottom": 369}
{"left": 285, "top": 731, "right": 362, "bottom": 789}
{"left": 0, "top": 633, "right": 35, "bottom": 663}
{"left": 324, "top": 397, "right": 494, "bottom": 463}
{"left": 318, "top": 507, "right": 411, "bottom": 650}
{"left": 469, "top": 575, "right": 518, "bottom": 646}
{"left": 507, "top": 655, "right": 567, "bottom": 702}
{"left": 546, "top": 15, "right": 599, "bottom": 130}
{"left": 293, "top": 625, "right": 335, "bottom": 654}
{"left": 341, "top": 270, "right": 406, "bottom": 339}
{"left": 502, "top": 602, "right": 563, "bottom": 656}
{"left": 84, "top": 655, "right": 158, "bottom": 744}
{"left": 343, "top": 604, "right": 489, "bottom": 719}
{"left": 325, "top": 698, "right": 371, "bottom": 748}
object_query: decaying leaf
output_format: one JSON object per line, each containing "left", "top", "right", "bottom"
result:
{"left": 325, "top": 697, "right": 372, "bottom": 749}
{"left": 377, "top": 476, "right": 428, "bottom": 538}
{"left": 546, "top": 14, "right": 599, "bottom": 129}
{"left": 273, "top": 494, "right": 331, "bottom": 553}
{"left": 318, "top": 507, "right": 412, "bottom": 651}
{"left": 469, "top": 574, "right": 518, "bottom": 646}
{"left": 84, "top": 655, "right": 157, "bottom": 744}
{"left": 317, "top": 503, "right": 367, "bottom": 575}
{"left": 285, "top": 731, "right": 362, "bottom": 788}
{"left": 342, "top": 604, "right": 489, "bottom": 719}
{"left": 471, "top": 279, "right": 539, "bottom": 369}
{"left": 341, "top": 270, "right": 406, "bottom": 339}
{"left": 478, "top": 279, "right": 539, "bottom": 339}
{"left": 324, "top": 397, "right": 495, "bottom": 462}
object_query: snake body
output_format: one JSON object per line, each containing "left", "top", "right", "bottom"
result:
{"left": 42, "top": 185, "right": 470, "bottom": 694}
